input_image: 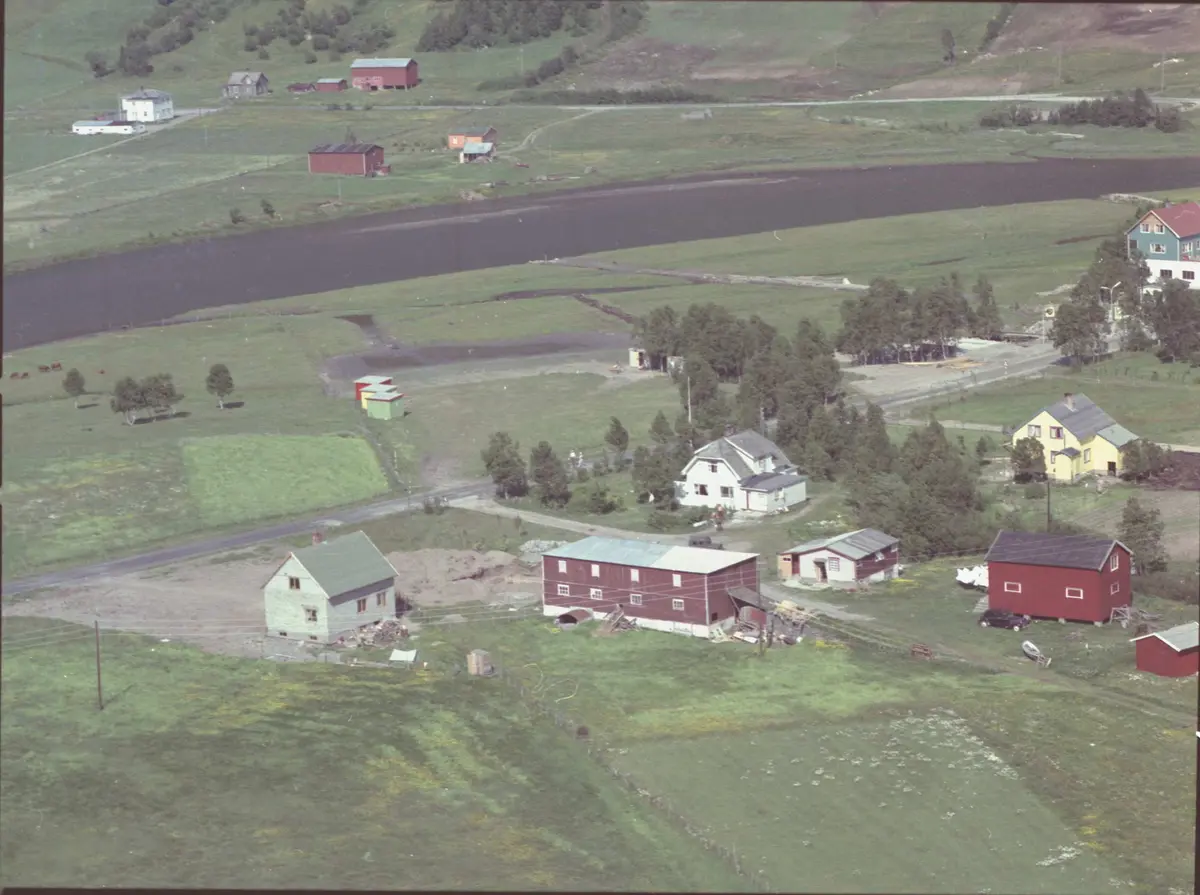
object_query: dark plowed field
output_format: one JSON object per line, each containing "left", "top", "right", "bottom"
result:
{"left": 6, "top": 156, "right": 1200, "bottom": 351}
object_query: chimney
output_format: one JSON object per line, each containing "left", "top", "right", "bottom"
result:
{"left": 1064, "top": 393, "right": 1075, "bottom": 411}
{"left": 312, "top": 531, "right": 324, "bottom": 546}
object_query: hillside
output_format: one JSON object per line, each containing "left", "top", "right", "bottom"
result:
{"left": 5, "top": 0, "right": 1200, "bottom": 111}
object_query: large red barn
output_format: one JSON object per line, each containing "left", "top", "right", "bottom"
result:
{"left": 541, "top": 536, "right": 763, "bottom": 638}
{"left": 308, "top": 143, "right": 385, "bottom": 176}
{"left": 1132, "top": 621, "right": 1199, "bottom": 678}
{"left": 350, "top": 57, "right": 419, "bottom": 90}
{"left": 984, "top": 531, "right": 1132, "bottom": 624}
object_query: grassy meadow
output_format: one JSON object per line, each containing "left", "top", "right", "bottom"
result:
{"left": 0, "top": 616, "right": 750, "bottom": 891}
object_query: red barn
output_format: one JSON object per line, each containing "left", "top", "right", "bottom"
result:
{"left": 542, "top": 536, "right": 762, "bottom": 638}
{"left": 1132, "top": 621, "right": 1199, "bottom": 678}
{"left": 984, "top": 531, "right": 1132, "bottom": 624}
{"left": 350, "top": 57, "right": 419, "bottom": 91}
{"left": 308, "top": 143, "right": 385, "bottom": 176}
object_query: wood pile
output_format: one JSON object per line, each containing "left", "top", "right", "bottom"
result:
{"left": 467, "top": 649, "right": 495, "bottom": 677}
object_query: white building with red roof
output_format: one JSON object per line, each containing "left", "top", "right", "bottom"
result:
{"left": 1126, "top": 200, "right": 1200, "bottom": 290}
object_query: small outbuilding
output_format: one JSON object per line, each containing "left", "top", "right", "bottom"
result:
{"left": 778, "top": 528, "right": 900, "bottom": 585}
{"left": 448, "top": 126, "right": 497, "bottom": 150}
{"left": 288, "top": 82, "right": 316, "bottom": 94}
{"left": 354, "top": 375, "right": 393, "bottom": 401}
{"left": 984, "top": 530, "right": 1132, "bottom": 624}
{"left": 365, "top": 390, "right": 405, "bottom": 420}
{"left": 459, "top": 141, "right": 494, "bottom": 164}
{"left": 223, "top": 71, "right": 269, "bottom": 99}
{"left": 308, "top": 142, "right": 385, "bottom": 176}
{"left": 316, "top": 78, "right": 348, "bottom": 92}
{"left": 1132, "top": 621, "right": 1199, "bottom": 678}
{"left": 359, "top": 383, "right": 399, "bottom": 409}
{"left": 263, "top": 530, "right": 399, "bottom": 644}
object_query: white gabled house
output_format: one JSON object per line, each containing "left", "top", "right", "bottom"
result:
{"left": 677, "top": 430, "right": 807, "bottom": 515}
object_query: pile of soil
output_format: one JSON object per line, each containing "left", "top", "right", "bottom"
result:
{"left": 386, "top": 548, "right": 539, "bottom": 607}
{"left": 1149, "top": 451, "right": 1200, "bottom": 491}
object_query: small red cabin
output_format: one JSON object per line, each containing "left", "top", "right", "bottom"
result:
{"left": 1132, "top": 621, "right": 1199, "bottom": 678}
{"left": 353, "top": 375, "right": 393, "bottom": 400}
{"left": 350, "top": 57, "right": 418, "bottom": 91}
{"left": 315, "top": 78, "right": 348, "bottom": 92}
{"left": 308, "top": 143, "right": 385, "bottom": 176}
{"left": 984, "top": 531, "right": 1132, "bottom": 624}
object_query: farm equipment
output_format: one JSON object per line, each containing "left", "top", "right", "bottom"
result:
{"left": 1109, "top": 605, "right": 1161, "bottom": 629}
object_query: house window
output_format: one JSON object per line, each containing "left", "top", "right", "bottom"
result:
{"left": 1139, "top": 222, "right": 1150, "bottom": 233}
{"left": 557, "top": 559, "right": 567, "bottom": 573}
{"left": 1128, "top": 239, "right": 1137, "bottom": 253}
{"left": 1150, "top": 243, "right": 1165, "bottom": 254}
{"left": 1049, "top": 426, "right": 1063, "bottom": 440}
{"left": 1110, "top": 581, "right": 1120, "bottom": 595}
{"left": 630, "top": 593, "right": 643, "bottom": 605}
{"left": 695, "top": 484, "right": 709, "bottom": 496}
{"left": 589, "top": 587, "right": 602, "bottom": 600}
{"left": 1184, "top": 271, "right": 1196, "bottom": 281}
{"left": 1065, "top": 587, "right": 1084, "bottom": 599}
{"left": 591, "top": 564, "right": 600, "bottom": 577}
{"left": 356, "top": 598, "right": 367, "bottom": 613}
{"left": 304, "top": 608, "right": 318, "bottom": 622}
{"left": 1153, "top": 222, "right": 1164, "bottom": 233}
{"left": 1110, "top": 553, "right": 1119, "bottom": 571}
{"left": 1161, "top": 269, "right": 1173, "bottom": 279}
{"left": 708, "top": 462, "right": 718, "bottom": 474}
{"left": 672, "top": 573, "right": 682, "bottom": 587}
{"left": 1083, "top": 448, "right": 1091, "bottom": 463}
{"left": 720, "top": 486, "right": 733, "bottom": 498}
{"left": 556, "top": 583, "right": 570, "bottom": 597}
{"left": 288, "top": 576, "right": 301, "bottom": 590}
{"left": 1027, "top": 425, "right": 1042, "bottom": 438}
{"left": 630, "top": 568, "right": 640, "bottom": 583}
{"left": 671, "top": 598, "right": 685, "bottom": 612}
{"left": 1004, "top": 581, "right": 1022, "bottom": 594}
{"left": 827, "top": 557, "right": 841, "bottom": 572}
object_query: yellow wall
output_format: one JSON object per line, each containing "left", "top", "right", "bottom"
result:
{"left": 1088, "top": 434, "right": 1124, "bottom": 476}
{"left": 1011, "top": 409, "right": 1126, "bottom": 480}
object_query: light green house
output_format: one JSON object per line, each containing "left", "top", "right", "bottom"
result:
{"left": 366, "top": 390, "right": 405, "bottom": 420}
{"left": 262, "top": 530, "right": 398, "bottom": 644}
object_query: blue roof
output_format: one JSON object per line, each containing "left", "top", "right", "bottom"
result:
{"left": 352, "top": 57, "right": 413, "bottom": 67}
{"left": 545, "top": 537, "right": 672, "bottom": 567}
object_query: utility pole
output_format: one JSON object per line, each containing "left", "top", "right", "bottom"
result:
{"left": 1160, "top": 52, "right": 1166, "bottom": 94}
{"left": 686, "top": 376, "right": 693, "bottom": 424}
{"left": 1045, "top": 455, "right": 1054, "bottom": 532}
{"left": 94, "top": 621, "right": 104, "bottom": 711}
{"left": 1056, "top": 45, "right": 1063, "bottom": 86}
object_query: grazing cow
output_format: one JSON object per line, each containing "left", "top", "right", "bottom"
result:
{"left": 37, "top": 365, "right": 50, "bottom": 373}
{"left": 98, "top": 369, "right": 105, "bottom": 375}
{"left": 51, "top": 362, "right": 62, "bottom": 371}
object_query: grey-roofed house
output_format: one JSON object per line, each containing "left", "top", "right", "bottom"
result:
{"left": 223, "top": 71, "right": 269, "bottom": 99}
{"left": 677, "top": 429, "right": 807, "bottom": 515}
{"left": 1011, "top": 391, "right": 1142, "bottom": 482}
{"left": 263, "top": 531, "right": 398, "bottom": 643}
{"left": 779, "top": 528, "right": 901, "bottom": 585}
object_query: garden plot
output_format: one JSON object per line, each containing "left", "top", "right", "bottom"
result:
{"left": 611, "top": 711, "right": 1114, "bottom": 894}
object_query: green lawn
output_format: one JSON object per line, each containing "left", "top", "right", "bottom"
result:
{"left": 0, "top": 616, "right": 750, "bottom": 891}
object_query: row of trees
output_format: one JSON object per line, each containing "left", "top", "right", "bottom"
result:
{"left": 480, "top": 426, "right": 626, "bottom": 514}
{"left": 980, "top": 90, "right": 1184, "bottom": 133}
{"left": 62, "top": 363, "right": 234, "bottom": 424}
{"left": 836, "top": 273, "right": 1004, "bottom": 364}
{"left": 86, "top": 0, "right": 237, "bottom": 78}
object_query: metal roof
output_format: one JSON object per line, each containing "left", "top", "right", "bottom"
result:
{"left": 227, "top": 71, "right": 266, "bottom": 84}
{"left": 287, "top": 530, "right": 397, "bottom": 597}
{"left": 354, "top": 375, "right": 392, "bottom": 385}
{"left": 123, "top": 88, "right": 170, "bottom": 100}
{"left": 544, "top": 536, "right": 757, "bottom": 575}
{"left": 316, "top": 78, "right": 346, "bottom": 84}
{"left": 310, "top": 142, "right": 380, "bottom": 154}
{"left": 739, "top": 471, "right": 806, "bottom": 492}
{"left": 351, "top": 57, "right": 414, "bottom": 67}
{"left": 725, "top": 429, "right": 791, "bottom": 465}
{"left": 366, "top": 390, "right": 404, "bottom": 402}
{"left": 784, "top": 528, "right": 899, "bottom": 560}
{"left": 461, "top": 141, "right": 494, "bottom": 154}
{"left": 985, "top": 530, "right": 1128, "bottom": 571}
{"left": 1095, "top": 423, "right": 1139, "bottom": 449}
{"left": 1131, "top": 620, "right": 1199, "bottom": 652}
{"left": 1028, "top": 393, "right": 1125, "bottom": 442}
{"left": 1141, "top": 202, "right": 1200, "bottom": 240}
{"left": 73, "top": 120, "right": 114, "bottom": 128}
{"left": 1058, "top": 446, "right": 1080, "bottom": 458}
{"left": 454, "top": 126, "right": 495, "bottom": 136}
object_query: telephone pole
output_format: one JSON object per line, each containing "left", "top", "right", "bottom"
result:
{"left": 686, "top": 376, "right": 693, "bottom": 424}
{"left": 1045, "top": 455, "right": 1055, "bottom": 532}
{"left": 94, "top": 621, "right": 104, "bottom": 711}
{"left": 1160, "top": 52, "right": 1166, "bottom": 93}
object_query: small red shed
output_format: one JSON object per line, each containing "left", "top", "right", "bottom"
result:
{"left": 353, "top": 375, "right": 393, "bottom": 400}
{"left": 984, "top": 530, "right": 1132, "bottom": 624}
{"left": 315, "top": 78, "right": 348, "bottom": 92}
{"left": 308, "top": 143, "right": 385, "bottom": 176}
{"left": 350, "top": 57, "right": 419, "bottom": 91}
{"left": 1132, "top": 621, "right": 1199, "bottom": 678}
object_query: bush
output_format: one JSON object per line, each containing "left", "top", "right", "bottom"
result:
{"left": 1135, "top": 567, "right": 1199, "bottom": 604}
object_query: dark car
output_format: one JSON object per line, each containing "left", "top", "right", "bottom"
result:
{"left": 978, "top": 609, "right": 1031, "bottom": 630}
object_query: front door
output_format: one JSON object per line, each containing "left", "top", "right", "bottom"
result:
{"left": 814, "top": 560, "right": 827, "bottom": 582}
{"left": 791, "top": 555, "right": 800, "bottom": 576}
{"left": 1107, "top": 461, "right": 1117, "bottom": 476}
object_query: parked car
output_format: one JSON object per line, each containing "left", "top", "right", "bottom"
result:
{"left": 978, "top": 609, "right": 1031, "bottom": 630}
{"left": 688, "top": 535, "right": 723, "bottom": 550}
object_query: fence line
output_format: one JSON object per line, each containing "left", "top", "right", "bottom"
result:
{"left": 489, "top": 659, "right": 775, "bottom": 893}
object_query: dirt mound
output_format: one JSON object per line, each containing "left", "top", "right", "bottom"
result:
{"left": 387, "top": 548, "right": 540, "bottom": 608}
{"left": 591, "top": 38, "right": 718, "bottom": 89}
{"left": 1149, "top": 451, "right": 1200, "bottom": 491}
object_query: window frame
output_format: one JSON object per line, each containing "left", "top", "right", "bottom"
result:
{"left": 672, "top": 573, "right": 682, "bottom": 587}
{"left": 556, "top": 583, "right": 570, "bottom": 597}
{"left": 589, "top": 587, "right": 602, "bottom": 600}
{"left": 827, "top": 557, "right": 841, "bottom": 572}
{"left": 557, "top": 559, "right": 567, "bottom": 573}
{"left": 719, "top": 485, "right": 733, "bottom": 498}
{"left": 304, "top": 607, "right": 318, "bottom": 622}
{"left": 1110, "top": 580, "right": 1120, "bottom": 595}
{"left": 590, "top": 563, "right": 600, "bottom": 578}
{"left": 1065, "top": 587, "right": 1084, "bottom": 600}
{"left": 630, "top": 568, "right": 640, "bottom": 583}
{"left": 1150, "top": 243, "right": 1166, "bottom": 254}
{"left": 1004, "top": 581, "right": 1022, "bottom": 594}
{"left": 1027, "top": 424, "right": 1042, "bottom": 438}
{"left": 671, "top": 598, "right": 685, "bottom": 612}
{"left": 630, "top": 593, "right": 643, "bottom": 606}
{"left": 1049, "top": 426, "right": 1063, "bottom": 440}
{"left": 288, "top": 576, "right": 301, "bottom": 590}
{"left": 1110, "top": 552, "right": 1120, "bottom": 571}
{"left": 356, "top": 597, "right": 368, "bottom": 613}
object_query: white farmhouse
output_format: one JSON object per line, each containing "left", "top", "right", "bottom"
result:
{"left": 677, "top": 429, "right": 807, "bottom": 515}
{"left": 121, "top": 88, "right": 174, "bottom": 123}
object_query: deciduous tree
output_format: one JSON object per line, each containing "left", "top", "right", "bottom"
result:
{"left": 1010, "top": 436, "right": 1047, "bottom": 482}
{"left": 481, "top": 431, "right": 528, "bottom": 498}
{"left": 205, "top": 363, "right": 235, "bottom": 409}
{"left": 1118, "top": 496, "right": 1167, "bottom": 574}
{"left": 62, "top": 368, "right": 86, "bottom": 409}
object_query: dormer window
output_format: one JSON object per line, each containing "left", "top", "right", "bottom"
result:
{"left": 708, "top": 462, "right": 718, "bottom": 473}
{"left": 1153, "top": 222, "right": 1165, "bottom": 233}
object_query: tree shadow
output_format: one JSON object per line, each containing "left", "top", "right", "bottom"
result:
{"left": 132, "top": 410, "right": 191, "bottom": 425}
{"left": 102, "top": 682, "right": 137, "bottom": 709}
{"left": 76, "top": 401, "right": 100, "bottom": 410}
{"left": 223, "top": 401, "right": 245, "bottom": 410}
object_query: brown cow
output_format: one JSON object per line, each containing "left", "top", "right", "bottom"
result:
{"left": 8, "top": 372, "right": 18, "bottom": 379}
{"left": 21, "top": 372, "right": 30, "bottom": 379}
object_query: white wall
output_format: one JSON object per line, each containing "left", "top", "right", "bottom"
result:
{"left": 542, "top": 603, "right": 713, "bottom": 638}
{"left": 795, "top": 549, "right": 858, "bottom": 583}
{"left": 1147, "top": 260, "right": 1200, "bottom": 290}
{"left": 678, "top": 459, "right": 742, "bottom": 509}
{"left": 122, "top": 96, "right": 174, "bottom": 123}
{"left": 741, "top": 479, "right": 807, "bottom": 514}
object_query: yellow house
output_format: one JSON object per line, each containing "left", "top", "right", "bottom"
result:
{"left": 1011, "top": 392, "right": 1140, "bottom": 482}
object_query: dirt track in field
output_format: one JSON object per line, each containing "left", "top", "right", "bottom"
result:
{"left": 6, "top": 156, "right": 1200, "bottom": 351}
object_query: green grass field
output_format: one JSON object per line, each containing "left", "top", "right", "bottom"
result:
{"left": 0, "top": 616, "right": 750, "bottom": 891}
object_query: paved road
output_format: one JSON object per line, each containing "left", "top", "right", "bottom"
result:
{"left": 2, "top": 480, "right": 492, "bottom": 597}
{"left": 7, "top": 155, "right": 1200, "bottom": 351}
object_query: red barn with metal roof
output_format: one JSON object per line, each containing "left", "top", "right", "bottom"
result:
{"left": 984, "top": 531, "right": 1132, "bottom": 624}
{"left": 350, "top": 57, "right": 419, "bottom": 90}
{"left": 1132, "top": 621, "right": 1199, "bottom": 677}
{"left": 307, "top": 143, "right": 385, "bottom": 176}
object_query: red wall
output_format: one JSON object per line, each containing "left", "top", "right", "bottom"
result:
{"left": 849, "top": 544, "right": 900, "bottom": 580}
{"left": 1135, "top": 639, "right": 1199, "bottom": 677}
{"left": 987, "top": 546, "right": 1131, "bottom": 623}
{"left": 542, "top": 556, "right": 758, "bottom": 627}
{"left": 351, "top": 62, "right": 418, "bottom": 90}
{"left": 308, "top": 147, "right": 384, "bottom": 176}
{"left": 316, "top": 80, "right": 346, "bottom": 92}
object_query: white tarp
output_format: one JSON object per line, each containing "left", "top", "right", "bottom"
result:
{"left": 956, "top": 565, "right": 989, "bottom": 589}
{"left": 389, "top": 649, "right": 418, "bottom": 664}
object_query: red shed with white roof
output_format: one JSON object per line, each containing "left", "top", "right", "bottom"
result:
{"left": 1132, "top": 621, "right": 1199, "bottom": 678}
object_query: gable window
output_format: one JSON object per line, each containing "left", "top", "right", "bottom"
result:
{"left": 1027, "top": 424, "right": 1042, "bottom": 438}
{"left": 1049, "top": 426, "right": 1063, "bottom": 440}
{"left": 708, "top": 462, "right": 718, "bottom": 474}
{"left": 1150, "top": 243, "right": 1166, "bottom": 254}
{"left": 557, "top": 559, "right": 567, "bottom": 573}
{"left": 672, "top": 573, "right": 682, "bottom": 587}
{"left": 1083, "top": 448, "right": 1091, "bottom": 463}
{"left": 720, "top": 486, "right": 733, "bottom": 498}
{"left": 1110, "top": 580, "right": 1120, "bottom": 595}
{"left": 695, "top": 484, "right": 709, "bottom": 496}
{"left": 556, "top": 583, "right": 570, "bottom": 597}
{"left": 591, "top": 564, "right": 600, "bottom": 577}
{"left": 1110, "top": 553, "right": 1119, "bottom": 571}
{"left": 1139, "top": 222, "right": 1150, "bottom": 233}
{"left": 630, "top": 568, "right": 640, "bottom": 583}
{"left": 1065, "top": 587, "right": 1084, "bottom": 599}
{"left": 376, "top": 592, "right": 387, "bottom": 607}
{"left": 1184, "top": 271, "right": 1196, "bottom": 281}
{"left": 304, "top": 608, "right": 318, "bottom": 622}
{"left": 827, "top": 557, "right": 841, "bottom": 572}
{"left": 1004, "top": 581, "right": 1022, "bottom": 594}
{"left": 671, "top": 598, "right": 685, "bottom": 612}
{"left": 1153, "top": 222, "right": 1165, "bottom": 233}
{"left": 589, "top": 587, "right": 602, "bottom": 600}
{"left": 630, "top": 593, "right": 643, "bottom": 605}
{"left": 356, "top": 598, "right": 368, "bottom": 613}
{"left": 288, "top": 576, "right": 301, "bottom": 590}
